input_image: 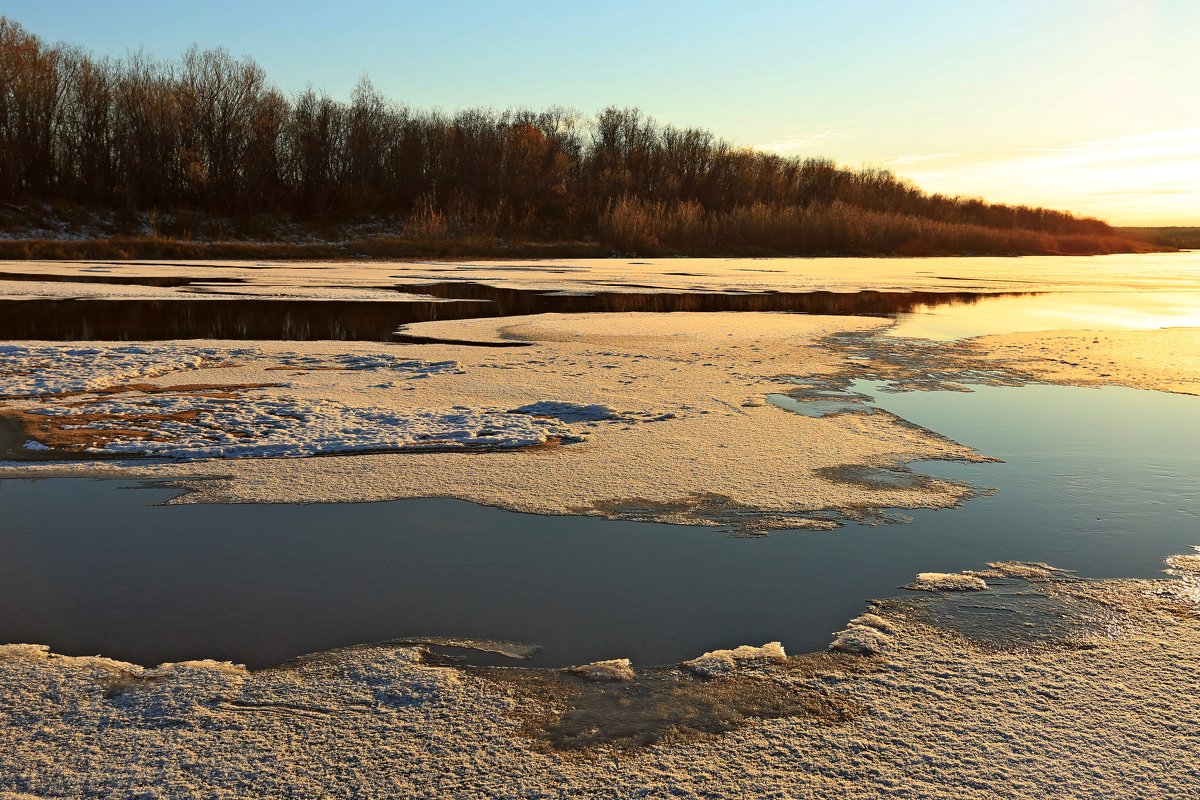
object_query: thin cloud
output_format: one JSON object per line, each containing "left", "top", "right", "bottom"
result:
{"left": 1019, "top": 128, "right": 1200, "bottom": 156}
{"left": 885, "top": 152, "right": 962, "bottom": 167}
{"left": 756, "top": 127, "right": 859, "bottom": 155}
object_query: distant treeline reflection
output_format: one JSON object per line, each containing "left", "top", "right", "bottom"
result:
{"left": 0, "top": 286, "right": 1019, "bottom": 342}
{"left": 0, "top": 18, "right": 1147, "bottom": 256}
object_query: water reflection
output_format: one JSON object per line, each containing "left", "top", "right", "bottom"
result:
{"left": 0, "top": 270, "right": 246, "bottom": 288}
{"left": 892, "top": 290, "right": 1200, "bottom": 339}
{"left": 0, "top": 286, "right": 1014, "bottom": 341}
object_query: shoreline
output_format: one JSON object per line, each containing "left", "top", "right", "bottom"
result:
{"left": 2, "top": 558, "right": 1198, "bottom": 797}
{"left": 0, "top": 236, "right": 1168, "bottom": 262}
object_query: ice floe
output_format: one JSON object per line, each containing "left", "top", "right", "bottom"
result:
{"left": 1165, "top": 548, "right": 1200, "bottom": 575}
{"left": 0, "top": 314, "right": 986, "bottom": 527}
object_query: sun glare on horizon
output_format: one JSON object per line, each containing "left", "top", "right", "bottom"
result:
{"left": 879, "top": 129, "right": 1200, "bottom": 227}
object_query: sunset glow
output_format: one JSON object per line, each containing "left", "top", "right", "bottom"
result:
{"left": 4, "top": 2, "right": 1200, "bottom": 795}
{"left": 882, "top": 130, "right": 1200, "bottom": 226}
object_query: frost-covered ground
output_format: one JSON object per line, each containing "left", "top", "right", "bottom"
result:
{"left": 2, "top": 557, "right": 1199, "bottom": 799}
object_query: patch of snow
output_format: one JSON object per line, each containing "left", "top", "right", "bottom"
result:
{"left": 682, "top": 642, "right": 786, "bottom": 678}
{"left": 0, "top": 345, "right": 462, "bottom": 399}
{"left": 567, "top": 659, "right": 635, "bottom": 682}
{"left": 23, "top": 440, "right": 51, "bottom": 451}
{"left": 26, "top": 392, "right": 585, "bottom": 459}
{"left": 829, "top": 610, "right": 897, "bottom": 655}
{"left": 1165, "top": 548, "right": 1200, "bottom": 575}
{"left": 977, "top": 561, "right": 1063, "bottom": 580}
{"left": 848, "top": 612, "right": 895, "bottom": 634}
{"left": 0, "top": 345, "right": 254, "bottom": 397}
{"left": 1156, "top": 547, "right": 1200, "bottom": 605}
{"left": 829, "top": 624, "right": 891, "bottom": 656}
{"left": 905, "top": 572, "right": 989, "bottom": 592}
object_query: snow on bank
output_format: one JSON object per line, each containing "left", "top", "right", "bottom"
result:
{"left": 682, "top": 642, "right": 787, "bottom": 677}
{"left": 1158, "top": 546, "right": 1200, "bottom": 605}
{"left": 829, "top": 612, "right": 897, "bottom": 655}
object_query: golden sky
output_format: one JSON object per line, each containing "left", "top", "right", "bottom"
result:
{"left": 878, "top": 130, "right": 1199, "bottom": 227}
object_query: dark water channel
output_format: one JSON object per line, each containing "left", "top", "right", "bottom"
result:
{"left": 2, "top": 381, "right": 1196, "bottom": 669}
{"left": 0, "top": 285, "right": 1011, "bottom": 341}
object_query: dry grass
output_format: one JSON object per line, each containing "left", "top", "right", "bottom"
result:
{"left": 0, "top": 207, "right": 1156, "bottom": 260}
{"left": 598, "top": 198, "right": 1158, "bottom": 257}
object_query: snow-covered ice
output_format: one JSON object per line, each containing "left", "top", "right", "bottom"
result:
{"left": 0, "top": 344, "right": 631, "bottom": 458}
{"left": 25, "top": 393, "right": 585, "bottom": 458}
{"left": 0, "top": 344, "right": 254, "bottom": 397}
{"left": 0, "top": 314, "right": 987, "bottom": 527}
{"left": 0, "top": 344, "right": 464, "bottom": 399}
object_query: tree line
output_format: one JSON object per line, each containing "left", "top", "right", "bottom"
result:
{"left": 0, "top": 18, "right": 1133, "bottom": 255}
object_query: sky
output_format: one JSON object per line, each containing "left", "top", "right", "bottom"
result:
{"left": 6, "top": 0, "right": 1197, "bottom": 225}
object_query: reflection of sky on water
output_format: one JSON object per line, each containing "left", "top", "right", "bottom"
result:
{"left": 891, "top": 291, "right": 1200, "bottom": 340}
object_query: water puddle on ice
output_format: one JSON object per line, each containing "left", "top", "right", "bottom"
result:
{"left": 2, "top": 381, "right": 1198, "bottom": 669}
